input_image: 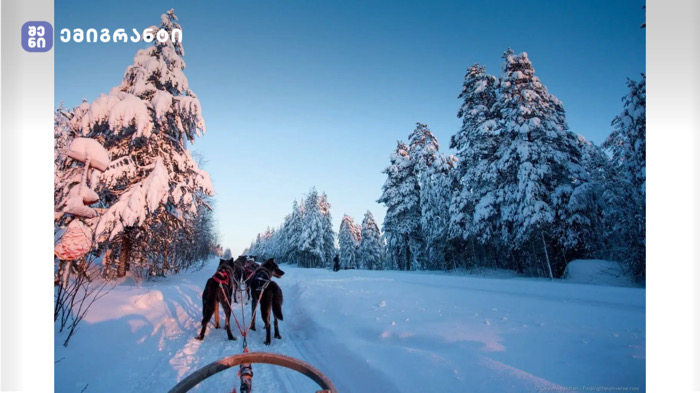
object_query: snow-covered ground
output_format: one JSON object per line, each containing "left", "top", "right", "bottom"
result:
{"left": 55, "top": 259, "right": 645, "bottom": 392}
{"left": 563, "top": 259, "right": 640, "bottom": 287}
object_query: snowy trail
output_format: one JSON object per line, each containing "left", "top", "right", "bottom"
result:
{"left": 55, "top": 260, "right": 645, "bottom": 392}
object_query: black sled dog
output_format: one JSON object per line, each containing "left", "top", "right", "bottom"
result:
{"left": 250, "top": 258, "right": 285, "bottom": 345}
{"left": 196, "top": 258, "right": 237, "bottom": 341}
{"left": 210, "top": 256, "right": 260, "bottom": 333}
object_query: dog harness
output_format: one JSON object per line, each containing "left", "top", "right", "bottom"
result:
{"left": 253, "top": 270, "right": 271, "bottom": 292}
{"left": 213, "top": 269, "right": 230, "bottom": 286}
{"left": 244, "top": 266, "right": 256, "bottom": 279}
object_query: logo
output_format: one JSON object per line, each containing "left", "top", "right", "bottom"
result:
{"left": 58, "top": 27, "right": 182, "bottom": 44}
{"left": 21, "top": 21, "right": 53, "bottom": 52}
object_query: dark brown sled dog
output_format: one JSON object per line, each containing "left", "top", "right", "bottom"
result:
{"left": 249, "top": 258, "right": 285, "bottom": 345}
{"left": 211, "top": 256, "right": 257, "bottom": 329}
{"left": 195, "top": 258, "right": 237, "bottom": 341}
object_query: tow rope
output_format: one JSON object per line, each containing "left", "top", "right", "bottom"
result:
{"left": 217, "top": 268, "right": 272, "bottom": 393}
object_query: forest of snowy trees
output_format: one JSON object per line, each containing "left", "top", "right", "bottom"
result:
{"left": 248, "top": 49, "right": 645, "bottom": 281}
{"left": 379, "top": 50, "right": 645, "bottom": 280}
{"left": 246, "top": 188, "right": 337, "bottom": 269}
{"left": 246, "top": 189, "right": 386, "bottom": 271}
{"left": 54, "top": 10, "right": 218, "bottom": 282}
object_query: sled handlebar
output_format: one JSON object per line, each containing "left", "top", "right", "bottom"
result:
{"left": 168, "top": 351, "right": 337, "bottom": 393}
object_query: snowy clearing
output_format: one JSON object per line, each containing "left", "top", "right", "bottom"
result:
{"left": 55, "top": 259, "right": 645, "bottom": 392}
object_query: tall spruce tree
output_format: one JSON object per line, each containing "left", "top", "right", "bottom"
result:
{"left": 300, "top": 188, "right": 324, "bottom": 267}
{"left": 569, "top": 137, "right": 612, "bottom": 254}
{"left": 338, "top": 214, "right": 360, "bottom": 269}
{"left": 278, "top": 213, "right": 293, "bottom": 261}
{"left": 604, "top": 75, "right": 646, "bottom": 196}
{"left": 449, "top": 64, "right": 500, "bottom": 245}
{"left": 286, "top": 200, "right": 304, "bottom": 264}
{"left": 602, "top": 75, "right": 646, "bottom": 279}
{"left": 359, "top": 211, "right": 384, "bottom": 270}
{"left": 493, "top": 49, "right": 589, "bottom": 275}
{"left": 319, "top": 192, "right": 337, "bottom": 268}
{"left": 407, "top": 122, "right": 439, "bottom": 270}
{"left": 420, "top": 153, "right": 458, "bottom": 270}
{"left": 377, "top": 141, "right": 419, "bottom": 270}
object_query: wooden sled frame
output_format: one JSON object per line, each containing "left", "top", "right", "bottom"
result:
{"left": 168, "top": 351, "right": 338, "bottom": 393}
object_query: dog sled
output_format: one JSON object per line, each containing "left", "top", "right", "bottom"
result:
{"left": 167, "top": 351, "right": 337, "bottom": 393}
{"left": 176, "top": 257, "right": 337, "bottom": 393}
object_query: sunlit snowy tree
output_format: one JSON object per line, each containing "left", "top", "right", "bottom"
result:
{"left": 449, "top": 64, "right": 500, "bottom": 245}
{"left": 492, "top": 49, "right": 589, "bottom": 275}
{"left": 62, "top": 9, "right": 214, "bottom": 277}
{"left": 284, "top": 199, "right": 304, "bottom": 264}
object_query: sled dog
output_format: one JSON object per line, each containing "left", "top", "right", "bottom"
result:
{"left": 196, "top": 258, "right": 237, "bottom": 341}
{"left": 249, "top": 258, "right": 285, "bottom": 345}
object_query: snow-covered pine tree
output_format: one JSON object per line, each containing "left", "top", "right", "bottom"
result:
{"left": 604, "top": 75, "right": 646, "bottom": 197}
{"left": 245, "top": 241, "right": 254, "bottom": 256}
{"left": 407, "top": 122, "right": 440, "bottom": 270}
{"left": 319, "top": 192, "right": 337, "bottom": 268}
{"left": 274, "top": 225, "right": 287, "bottom": 260}
{"left": 351, "top": 221, "right": 362, "bottom": 268}
{"left": 562, "top": 137, "right": 612, "bottom": 256}
{"left": 251, "top": 227, "right": 277, "bottom": 260}
{"left": 359, "top": 211, "right": 384, "bottom": 270}
{"left": 62, "top": 9, "right": 214, "bottom": 277}
{"left": 54, "top": 106, "right": 80, "bottom": 219}
{"left": 246, "top": 189, "right": 335, "bottom": 267}
{"left": 277, "top": 213, "right": 292, "bottom": 261}
{"left": 250, "top": 233, "right": 263, "bottom": 258}
{"left": 448, "top": 64, "right": 500, "bottom": 248}
{"left": 378, "top": 141, "right": 420, "bottom": 271}
{"left": 338, "top": 214, "right": 359, "bottom": 269}
{"left": 265, "top": 226, "right": 280, "bottom": 260}
{"left": 451, "top": 63, "right": 499, "bottom": 156}
{"left": 601, "top": 75, "right": 646, "bottom": 279}
{"left": 258, "top": 228, "right": 270, "bottom": 259}
{"left": 492, "top": 49, "right": 589, "bottom": 276}
{"left": 285, "top": 200, "right": 304, "bottom": 264}
{"left": 420, "top": 153, "right": 458, "bottom": 270}
{"left": 300, "top": 188, "right": 324, "bottom": 268}
{"left": 409, "top": 123, "right": 439, "bottom": 169}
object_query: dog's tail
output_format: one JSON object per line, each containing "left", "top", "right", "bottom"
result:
{"left": 272, "top": 282, "right": 284, "bottom": 321}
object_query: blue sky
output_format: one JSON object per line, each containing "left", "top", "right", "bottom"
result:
{"left": 55, "top": 0, "right": 646, "bottom": 256}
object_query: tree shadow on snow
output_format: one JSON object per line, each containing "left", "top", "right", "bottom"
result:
{"left": 55, "top": 314, "right": 163, "bottom": 392}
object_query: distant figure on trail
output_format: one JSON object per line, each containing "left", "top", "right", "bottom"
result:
{"left": 333, "top": 254, "right": 340, "bottom": 272}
